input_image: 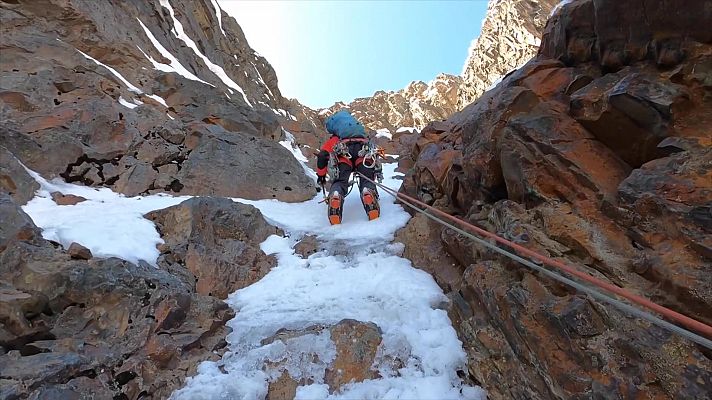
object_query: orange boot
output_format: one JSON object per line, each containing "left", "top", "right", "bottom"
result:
{"left": 361, "top": 188, "right": 380, "bottom": 221}
{"left": 328, "top": 193, "right": 343, "bottom": 225}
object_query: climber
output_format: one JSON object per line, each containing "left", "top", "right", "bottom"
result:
{"left": 316, "top": 110, "right": 381, "bottom": 225}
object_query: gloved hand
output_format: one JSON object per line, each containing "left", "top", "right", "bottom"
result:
{"left": 317, "top": 175, "right": 327, "bottom": 186}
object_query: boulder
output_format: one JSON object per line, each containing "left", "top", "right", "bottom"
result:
{"left": 263, "top": 319, "right": 383, "bottom": 395}
{"left": 114, "top": 162, "right": 158, "bottom": 196}
{"left": 294, "top": 235, "right": 320, "bottom": 258}
{"left": 177, "top": 126, "right": 316, "bottom": 202}
{"left": 67, "top": 242, "right": 92, "bottom": 260}
{"left": 324, "top": 319, "right": 382, "bottom": 392}
{"left": 145, "top": 197, "right": 278, "bottom": 299}
{"left": 51, "top": 192, "right": 86, "bottom": 206}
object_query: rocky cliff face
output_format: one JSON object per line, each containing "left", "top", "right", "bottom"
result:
{"left": 458, "top": 0, "right": 558, "bottom": 109}
{"left": 397, "top": 0, "right": 712, "bottom": 398}
{"left": 321, "top": 73, "right": 462, "bottom": 133}
{"left": 0, "top": 0, "right": 319, "bottom": 203}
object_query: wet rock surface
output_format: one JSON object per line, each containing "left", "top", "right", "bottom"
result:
{"left": 397, "top": 0, "right": 712, "bottom": 398}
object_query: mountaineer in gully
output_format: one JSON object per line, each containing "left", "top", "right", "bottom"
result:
{"left": 316, "top": 110, "right": 384, "bottom": 225}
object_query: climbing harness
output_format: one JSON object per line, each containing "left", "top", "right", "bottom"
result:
{"left": 327, "top": 139, "right": 384, "bottom": 183}
{"left": 357, "top": 172, "right": 712, "bottom": 349}
{"left": 321, "top": 139, "right": 385, "bottom": 205}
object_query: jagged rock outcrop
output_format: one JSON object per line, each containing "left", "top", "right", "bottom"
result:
{"left": 146, "top": 197, "right": 279, "bottom": 299}
{"left": 321, "top": 73, "right": 462, "bottom": 132}
{"left": 0, "top": 0, "right": 317, "bottom": 202}
{"left": 0, "top": 146, "right": 38, "bottom": 206}
{"left": 0, "top": 151, "right": 281, "bottom": 399}
{"left": 319, "top": 0, "right": 557, "bottom": 138}
{"left": 0, "top": 1, "right": 308, "bottom": 395}
{"left": 458, "top": 0, "right": 558, "bottom": 109}
{"left": 397, "top": 0, "right": 712, "bottom": 398}
{"left": 457, "top": 0, "right": 559, "bottom": 110}
{"left": 0, "top": 191, "right": 262, "bottom": 398}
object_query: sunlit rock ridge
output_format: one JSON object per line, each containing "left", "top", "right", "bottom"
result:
{"left": 321, "top": 0, "right": 558, "bottom": 132}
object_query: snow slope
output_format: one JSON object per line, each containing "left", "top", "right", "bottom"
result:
{"left": 20, "top": 153, "right": 483, "bottom": 399}
{"left": 172, "top": 163, "right": 485, "bottom": 399}
{"left": 21, "top": 169, "right": 190, "bottom": 266}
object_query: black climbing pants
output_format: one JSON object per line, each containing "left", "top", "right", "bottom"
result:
{"left": 329, "top": 142, "right": 377, "bottom": 198}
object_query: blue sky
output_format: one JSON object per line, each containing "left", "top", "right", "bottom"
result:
{"left": 218, "top": 1, "right": 488, "bottom": 109}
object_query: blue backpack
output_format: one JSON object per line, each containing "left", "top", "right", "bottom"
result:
{"left": 325, "top": 110, "right": 366, "bottom": 139}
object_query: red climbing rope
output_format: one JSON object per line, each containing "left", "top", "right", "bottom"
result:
{"left": 357, "top": 172, "right": 712, "bottom": 340}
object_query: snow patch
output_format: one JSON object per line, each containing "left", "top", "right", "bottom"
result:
{"left": 486, "top": 76, "right": 504, "bottom": 92}
{"left": 118, "top": 96, "right": 138, "bottom": 109}
{"left": 279, "top": 130, "right": 316, "bottom": 181}
{"left": 136, "top": 19, "right": 213, "bottom": 86}
{"left": 76, "top": 49, "right": 142, "bottom": 93}
{"left": 375, "top": 128, "right": 392, "bottom": 140}
{"left": 208, "top": 0, "right": 226, "bottom": 36}
{"left": 146, "top": 94, "right": 168, "bottom": 108}
{"left": 550, "top": 0, "right": 574, "bottom": 17}
{"left": 251, "top": 61, "right": 275, "bottom": 100}
{"left": 160, "top": 0, "right": 252, "bottom": 106}
{"left": 21, "top": 168, "right": 190, "bottom": 266}
{"left": 395, "top": 126, "right": 416, "bottom": 133}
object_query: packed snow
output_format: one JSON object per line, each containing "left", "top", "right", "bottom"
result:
{"left": 20, "top": 133, "right": 483, "bottom": 399}
{"left": 172, "top": 163, "right": 485, "bottom": 399}
{"left": 21, "top": 169, "right": 190, "bottom": 266}
{"left": 160, "top": 0, "right": 252, "bottom": 107}
{"left": 136, "top": 18, "right": 213, "bottom": 86}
